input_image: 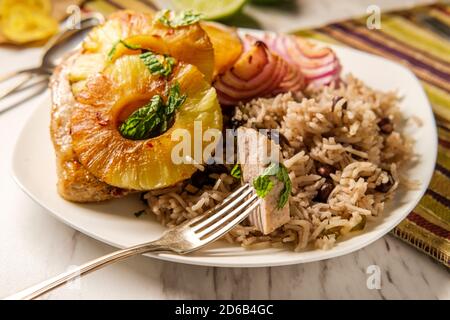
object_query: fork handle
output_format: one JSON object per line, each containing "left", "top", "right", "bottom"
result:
{"left": 4, "top": 241, "right": 169, "bottom": 300}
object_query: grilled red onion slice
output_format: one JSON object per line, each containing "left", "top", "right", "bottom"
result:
{"left": 261, "top": 33, "right": 341, "bottom": 87}
{"left": 213, "top": 35, "right": 289, "bottom": 106}
{"left": 274, "top": 60, "right": 305, "bottom": 94}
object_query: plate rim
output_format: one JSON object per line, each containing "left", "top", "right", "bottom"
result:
{"left": 10, "top": 35, "right": 438, "bottom": 268}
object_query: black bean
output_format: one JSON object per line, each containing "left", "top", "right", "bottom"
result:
{"left": 139, "top": 192, "right": 148, "bottom": 205}
{"left": 375, "top": 182, "right": 393, "bottom": 193}
{"left": 278, "top": 132, "right": 291, "bottom": 148}
{"left": 316, "top": 163, "right": 336, "bottom": 178}
{"left": 313, "top": 181, "right": 334, "bottom": 203}
{"left": 378, "top": 117, "right": 394, "bottom": 134}
{"left": 221, "top": 106, "right": 238, "bottom": 129}
{"left": 230, "top": 118, "right": 244, "bottom": 130}
{"left": 190, "top": 170, "right": 216, "bottom": 188}
{"left": 375, "top": 173, "right": 394, "bottom": 193}
{"left": 381, "top": 124, "right": 394, "bottom": 134}
{"left": 205, "top": 164, "right": 229, "bottom": 174}
{"left": 378, "top": 117, "right": 390, "bottom": 126}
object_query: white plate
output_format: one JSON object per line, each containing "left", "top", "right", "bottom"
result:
{"left": 11, "top": 37, "right": 437, "bottom": 267}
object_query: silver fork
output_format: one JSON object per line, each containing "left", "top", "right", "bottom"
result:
{"left": 5, "top": 184, "right": 259, "bottom": 300}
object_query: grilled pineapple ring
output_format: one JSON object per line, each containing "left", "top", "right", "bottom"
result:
{"left": 107, "top": 21, "right": 215, "bottom": 82}
{"left": 70, "top": 10, "right": 215, "bottom": 92}
{"left": 71, "top": 55, "right": 222, "bottom": 191}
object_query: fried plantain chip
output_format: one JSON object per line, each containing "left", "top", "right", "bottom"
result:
{"left": 0, "top": 3, "right": 58, "bottom": 44}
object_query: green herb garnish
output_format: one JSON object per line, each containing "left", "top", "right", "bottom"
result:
{"left": 275, "top": 164, "right": 292, "bottom": 209}
{"left": 166, "top": 82, "right": 186, "bottom": 114}
{"left": 140, "top": 52, "right": 176, "bottom": 78}
{"left": 253, "top": 175, "right": 274, "bottom": 198}
{"left": 159, "top": 83, "right": 186, "bottom": 132}
{"left": 252, "top": 163, "right": 292, "bottom": 209}
{"left": 321, "top": 226, "right": 342, "bottom": 239}
{"left": 119, "top": 83, "right": 186, "bottom": 140}
{"left": 119, "top": 95, "right": 164, "bottom": 140}
{"left": 230, "top": 164, "right": 241, "bottom": 179}
{"left": 108, "top": 40, "right": 142, "bottom": 60}
{"left": 157, "top": 10, "right": 202, "bottom": 28}
{"left": 107, "top": 41, "right": 176, "bottom": 78}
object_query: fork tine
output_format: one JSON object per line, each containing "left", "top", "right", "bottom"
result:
{"left": 0, "top": 70, "right": 27, "bottom": 84}
{"left": 195, "top": 193, "right": 260, "bottom": 238}
{"left": 190, "top": 186, "right": 253, "bottom": 232}
{"left": 0, "top": 73, "right": 34, "bottom": 101}
{"left": 188, "top": 184, "right": 251, "bottom": 228}
{"left": 199, "top": 196, "right": 261, "bottom": 244}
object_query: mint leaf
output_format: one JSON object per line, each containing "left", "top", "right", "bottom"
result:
{"left": 230, "top": 164, "right": 241, "bottom": 179}
{"left": 157, "top": 10, "right": 202, "bottom": 28}
{"left": 108, "top": 40, "right": 142, "bottom": 60}
{"left": 140, "top": 52, "right": 176, "bottom": 78}
{"left": 119, "top": 83, "right": 186, "bottom": 140}
{"left": 107, "top": 40, "right": 176, "bottom": 78}
{"left": 253, "top": 175, "right": 274, "bottom": 198}
{"left": 276, "top": 164, "right": 291, "bottom": 209}
{"left": 120, "top": 40, "right": 142, "bottom": 50}
{"left": 119, "top": 95, "right": 164, "bottom": 140}
{"left": 252, "top": 163, "right": 291, "bottom": 209}
{"left": 166, "top": 82, "right": 186, "bottom": 114}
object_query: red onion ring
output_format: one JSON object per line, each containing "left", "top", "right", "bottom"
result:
{"left": 261, "top": 33, "right": 341, "bottom": 87}
{"left": 214, "top": 35, "right": 289, "bottom": 106}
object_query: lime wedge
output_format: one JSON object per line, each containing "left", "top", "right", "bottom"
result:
{"left": 171, "top": 0, "right": 247, "bottom": 20}
{"left": 251, "top": 0, "right": 278, "bottom": 4}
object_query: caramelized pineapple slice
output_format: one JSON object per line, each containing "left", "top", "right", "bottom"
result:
{"left": 77, "top": 10, "right": 214, "bottom": 86}
{"left": 69, "top": 11, "right": 153, "bottom": 92}
{"left": 109, "top": 16, "right": 214, "bottom": 82}
{"left": 68, "top": 53, "right": 105, "bottom": 95}
{"left": 200, "top": 21, "right": 243, "bottom": 77}
{"left": 68, "top": 53, "right": 105, "bottom": 83}
{"left": 82, "top": 11, "right": 153, "bottom": 56}
{"left": 110, "top": 10, "right": 214, "bottom": 81}
{"left": 71, "top": 55, "right": 222, "bottom": 190}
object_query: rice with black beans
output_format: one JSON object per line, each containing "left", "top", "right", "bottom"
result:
{"left": 142, "top": 75, "right": 417, "bottom": 251}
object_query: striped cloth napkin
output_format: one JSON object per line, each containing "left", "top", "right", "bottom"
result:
{"left": 82, "top": 1, "right": 450, "bottom": 268}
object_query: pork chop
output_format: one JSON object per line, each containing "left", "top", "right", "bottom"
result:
{"left": 50, "top": 51, "right": 127, "bottom": 202}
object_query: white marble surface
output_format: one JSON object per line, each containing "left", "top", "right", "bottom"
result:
{"left": 0, "top": 0, "right": 449, "bottom": 300}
